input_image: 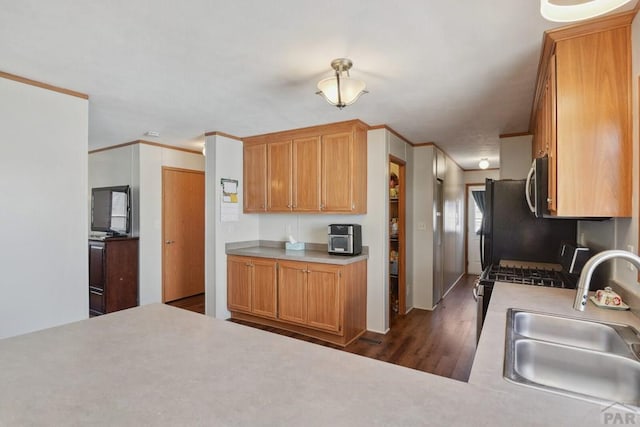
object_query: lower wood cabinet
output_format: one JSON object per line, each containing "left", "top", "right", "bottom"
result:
{"left": 227, "top": 256, "right": 277, "bottom": 319}
{"left": 278, "top": 260, "right": 341, "bottom": 333}
{"left": 228, "top": 255, "right": 367, "bottom": 347}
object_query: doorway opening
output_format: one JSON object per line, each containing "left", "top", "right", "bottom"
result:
{"left": 465, "top": 183, "right": 485, "bottom": 275}
{"left": 162, "top": 167, "right": 205, "bottom": 304}
{"left": 389, "top": 156, "right": 406, "bottom": 326}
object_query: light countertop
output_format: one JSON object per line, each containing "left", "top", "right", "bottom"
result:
{"left": 226, "top": 240, "right": 369, "bottom": 265}
{"left": 0, "top": 284, "right": 637, "bottom": 425}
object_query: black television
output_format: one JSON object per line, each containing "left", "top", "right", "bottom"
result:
{"left": 91, "top": 185, "right": 131, "bottom": 236}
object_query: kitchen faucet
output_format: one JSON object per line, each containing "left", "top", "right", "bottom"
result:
{"left": 574, "top": 249, "right": 640, "bottom": 311}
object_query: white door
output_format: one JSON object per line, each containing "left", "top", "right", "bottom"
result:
{"left": 467, "top": 185, "right": 484, "bottom": 275}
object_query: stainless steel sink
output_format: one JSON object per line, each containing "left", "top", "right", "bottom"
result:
{"left": 504, "top": 309, "right": 640, "bottom": 406}
{"left": 512, "top": 310, "right": 636, "bottom": 356}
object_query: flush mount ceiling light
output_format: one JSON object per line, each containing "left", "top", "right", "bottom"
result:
{"left": 478, "top": 158, "right": 490, "bottom": 170}
{"left": 316, "top": 58, "right": 368, "bottom": 109}
{"left": 540, "top": 0, "right": 632, "bottom": 22}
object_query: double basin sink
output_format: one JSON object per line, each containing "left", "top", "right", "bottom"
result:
{"left": 504, "top": 309, "right": 640, "bottom": 406}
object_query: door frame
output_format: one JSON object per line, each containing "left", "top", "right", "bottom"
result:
{"left": 389, "top": 155, "right": 406, "bottom": 318}
{"left": 464, "top": 182, "right": 485, "bottom": 275}
{"left": 161, "top": 166, "right": 205, "bottom": 303}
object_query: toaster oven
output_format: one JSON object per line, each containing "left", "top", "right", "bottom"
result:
{"left": 328, "top": 224, "right": 362, "bottom": 255}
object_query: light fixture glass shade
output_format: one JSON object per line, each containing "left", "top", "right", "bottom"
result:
{"left": 317, "top": 76, "right": 367, "bottom": 108}
{"left": 316, "top": 58, "right": 368, "bottom": 109}
{"left": 540, "top": 0, "right": 632, "bottom": 22}
{"left": 478, "top": 158, "right": 490, "bottom": 170}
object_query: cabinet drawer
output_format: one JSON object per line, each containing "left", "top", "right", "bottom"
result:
{"left": 89, "top": 288, "right": 105, "bottom": 314}
{"left": 89, "top": 243, "right": 105, "bottom": 290}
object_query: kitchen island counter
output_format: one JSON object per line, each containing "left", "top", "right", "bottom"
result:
{"left": 0, "top": 285, "right": 635, "bottom": 425}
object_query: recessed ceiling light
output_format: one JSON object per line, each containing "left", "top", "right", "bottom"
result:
{"left": 144, "top": 131, "right": 160, "bottom": 137}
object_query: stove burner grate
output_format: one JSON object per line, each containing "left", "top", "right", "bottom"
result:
{"left": 482, "top": 265, "right": 571, "bottom": 288}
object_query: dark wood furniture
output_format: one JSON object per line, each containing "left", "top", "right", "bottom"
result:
{"left": 89, "top": 237, "right": 139, "bottom": 316}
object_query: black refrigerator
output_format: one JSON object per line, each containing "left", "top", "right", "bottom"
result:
{"left": 481, "top": 179, "right": 577, "bottom": 269}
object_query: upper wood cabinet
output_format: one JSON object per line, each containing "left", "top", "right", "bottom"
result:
{"left": 267, "top": 140, "right": 293, "bottom": 211}
{"left": 243, "top": 143, "right": 267, "bottom": 212}
{"left": 293, "top": 136, "right": 321, "bottom": 212}
{"left": 243, "top": 120, "right": 368, "bottom": 214}
{"left": 530, "top": 14, "right": 632, "bottom": 217}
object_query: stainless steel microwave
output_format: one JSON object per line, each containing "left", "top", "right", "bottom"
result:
{"left": 525, "top": 156, "right": 549, "bottom": 218}
{"left": 328, "top": 224, "right": 362, "bottom": 255}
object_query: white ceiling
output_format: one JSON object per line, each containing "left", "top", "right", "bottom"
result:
{"left": 0, "top": 1, "right": 635, "bottom": 169}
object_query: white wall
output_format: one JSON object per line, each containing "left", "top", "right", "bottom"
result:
{"left": 499, "top": 135, "right": 532, "bottom": 180}
{"left": 138, "top": 145, "right": 204, "bottom": 305}
{"left": 205, "top": 134, "right": 260, "bottom": 318}
{"left": 0, "top": 76, "right": 88, "bottom": 339}
{"left": 578, "top": 15, "right": 639, "bottom": 292}
{"left": 442, "top": 155, "right": 465, "bottom": 294}
{"left": 412, "top": 147, "right": 465, "bottom": 309}
{"left": 464, "top": 169, "right": 500, "bottom": 184}
{"left": 412, "top": 146, "right": 435, "bottom": 309}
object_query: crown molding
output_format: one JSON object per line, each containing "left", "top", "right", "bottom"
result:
{"left": 89, "top": 139, "right": 203, "bottom": 155}
{"left": 204, "top": 131, "right": 243, "bottom": 141}
{"left": 0, "top": 70, "right": 88, "bottom": 99}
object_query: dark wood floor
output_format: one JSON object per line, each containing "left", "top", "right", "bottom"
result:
{"left": 165, "top": 274, "right": 479, "bottom": 382}
{"left": 165, "top": 293, "right": 206, "bottom": 314}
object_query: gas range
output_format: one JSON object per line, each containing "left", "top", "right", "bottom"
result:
{"left": 480, "top": 264, "right": 576, "bottom": 289}
{"left": 475, "top": 259, "right": 581, "bottom": 343}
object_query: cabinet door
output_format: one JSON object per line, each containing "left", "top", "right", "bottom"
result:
{"left": 292, "top": 136, "right": 321, "bottom": 212}
{"left": 547, "top": 54, "right": 557, "bottom": 213}
{"left": 267, "top": 140, "right": 292, "bottom": 211}
{"left": 321, "top": 132, "right": 353, "bottom": 212}
{"left": 251, "top": 258, "right": 277, "bottom": 319}
{"left": 104, "top": 239, "right": 139, "bottom": 313}
{"left": 306, "top": 263, "right": 342, "bottom": 333}
{"left": 278, "top": 261, "right": 307, "bottom": 325}
{"left": 555, "top": 28, "right": 630, "bottom": 216}
{"left": 243, "top": 143, "right": 267, "bottom": 212}
{"left": 227, "top": 256, "right": 252, "bottom": 313}
{"left": 88, "top": 242, "right": 105, "bottom": 290}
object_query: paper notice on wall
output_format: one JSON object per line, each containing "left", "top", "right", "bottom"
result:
{"left": 221, "top": 178, "right": 239, "bottom": 222}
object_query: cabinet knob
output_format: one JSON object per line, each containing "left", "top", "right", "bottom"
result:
{"left": 165, "top": 240, "right": 175, "bottom": 244}
{"left": 547, "top": 198, "right": 553, "bottom": 203}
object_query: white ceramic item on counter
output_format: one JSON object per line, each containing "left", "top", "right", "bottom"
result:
{"left": 589, "top": 286, "right": 629, "bottom": 310}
